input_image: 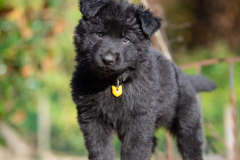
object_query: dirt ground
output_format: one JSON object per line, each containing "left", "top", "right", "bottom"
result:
{"left": 0, "top": 146, "right": 226, "bottom": 160}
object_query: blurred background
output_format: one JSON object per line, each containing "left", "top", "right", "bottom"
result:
{"left": 0, "top": 0, "right": 239, "bottom": 160}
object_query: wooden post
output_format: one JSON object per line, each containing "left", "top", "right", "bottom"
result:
{"left": 37, "top": 96, "right": 51, "bottom": 159}
{"left": 225, "top": 107, "right": 235, "bottom": 160}
{"left": 228, "top": 61, "right": 239, "bottom": 160}
{"left": 195, "top": 65, "right": 202, "bottom": 107}
{"left": 195, "top": 65, "right": 207, "bottom": 154}
{"left": 166, "top": 132, "right": 174, "bottom": 160}
{"left": 139, "top": 0, "right": 172, "bottom": 61}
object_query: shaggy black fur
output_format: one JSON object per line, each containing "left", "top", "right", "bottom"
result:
{"left": 71, "top": 0, "right": 217, "bottom": 160}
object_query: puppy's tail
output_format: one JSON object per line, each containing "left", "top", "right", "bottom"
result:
{"left": 187, "top": 75, "right": 217, "bottom": 93}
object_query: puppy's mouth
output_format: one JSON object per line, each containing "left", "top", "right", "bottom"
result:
{"left": 92, "top": 65, "right": 127, "bottom": 75}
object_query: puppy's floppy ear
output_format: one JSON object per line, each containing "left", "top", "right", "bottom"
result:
{"left": 80, "top": 0, "right": 109, "bottom": 19}
{"left": 138, "top": 9, "right": 162, "bottom": 37}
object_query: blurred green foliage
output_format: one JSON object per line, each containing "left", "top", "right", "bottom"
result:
{"left": 0, "top": 0, "right": 86, "bottom": 155}
{"left": 0, "top": 0, "right": 239, "bottom": 157}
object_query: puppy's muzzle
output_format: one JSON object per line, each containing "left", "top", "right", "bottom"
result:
{"left": 102, "top": 53, "right": 115, "bottom": 65}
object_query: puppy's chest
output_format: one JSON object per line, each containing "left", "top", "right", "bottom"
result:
{"left": 81, "top": 81, "right": 158, "bottom": 122}
{"left": 99, "top": 83, "right": 156, "bottom": 122}
{"left": 100, "top": 82, "right": 155, "bottom": 109}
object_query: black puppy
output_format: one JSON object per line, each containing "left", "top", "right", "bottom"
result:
{"left": 71, "top": 0, "right": 216, "bottom": 160}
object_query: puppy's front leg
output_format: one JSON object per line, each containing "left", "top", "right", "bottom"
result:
{"left": 118, "top": 114, "right": 155, "bottom": 160}
{"left": 79, "top": 119, "right": 114, "bottom": 160}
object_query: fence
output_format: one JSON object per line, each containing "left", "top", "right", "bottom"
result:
{"left": 175, "top": 57, "right": 240, "bottom": 160}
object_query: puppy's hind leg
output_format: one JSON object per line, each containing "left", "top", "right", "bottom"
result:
{"left": 170, "top": 100, "right": 203, "bottom": 160}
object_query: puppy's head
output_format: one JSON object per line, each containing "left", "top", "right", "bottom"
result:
{"left": 74, "top": 0, "right": 161, "bottom": 77}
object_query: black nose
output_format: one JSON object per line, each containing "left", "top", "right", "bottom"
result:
{"left": 102, "top": 54, "right": 115, "bottom": 65}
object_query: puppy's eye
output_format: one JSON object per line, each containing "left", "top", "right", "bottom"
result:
{"left": 97, "top": 32, "right": 105, "bottom": 37}
{"left": 122, "top": 37, "right": 129, "bottom": 43}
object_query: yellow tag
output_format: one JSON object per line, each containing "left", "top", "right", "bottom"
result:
{"left": 112, "top": 85, "right": 123, "bottom": 97}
